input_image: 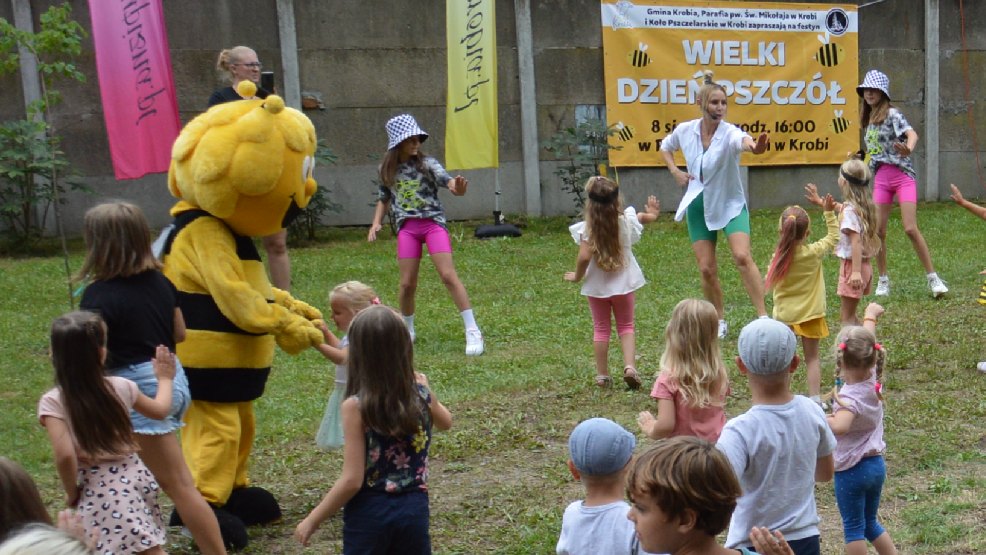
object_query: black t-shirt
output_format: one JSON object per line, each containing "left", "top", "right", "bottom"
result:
{"left": 207, "top": 85, "right": 270, "bottom": 108}
{"left": 80, "top": 270, "right": 179, "bottom": 369}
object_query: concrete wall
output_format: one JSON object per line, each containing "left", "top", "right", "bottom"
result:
{"left": 2, "top": 0, "right": 984, "bottom": 234}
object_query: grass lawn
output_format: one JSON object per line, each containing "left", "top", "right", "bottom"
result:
{"left": 1, "top": 201, "right": 985, "bottom": 554}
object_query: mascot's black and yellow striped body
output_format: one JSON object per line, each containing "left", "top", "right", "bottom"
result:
{"left": 161, "top": 81, "right": 322, "bottom": 546}
{"left": 164, "top": 209, "right": 274, "bottom": 403}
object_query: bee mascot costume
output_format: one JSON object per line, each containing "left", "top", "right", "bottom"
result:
{"left": 161, "top": 80, "right": 323, "bottom": 549}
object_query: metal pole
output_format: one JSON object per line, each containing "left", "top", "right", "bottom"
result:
{"left": 514, "top": 0, "right": 542, "bottom": 216}
{"left": 925, "top": 0, "right": 940, "bottom": 200}
{"left": 275, "top": 0, "right": 301, "bottom": 109}
{"left": 12, "top": 0, "right": 41, "bottom": 119}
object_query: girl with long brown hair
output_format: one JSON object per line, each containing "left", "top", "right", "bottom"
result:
{"left": 294, "top": 306, "right": 453, "bottom": 552}
{"left": 564, "top": 176, "right": 660, "bottom": 389}
{"left": 78, "top": 202, "right": 227, "bottom": 554}
{"left": 39, "top": 311, "right": 175, "bottom": 554}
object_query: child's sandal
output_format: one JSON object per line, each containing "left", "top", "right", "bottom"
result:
{"left": 623, "top": 366, "right": 642, "bottom": 390}
{"left": 594, "top": 375, "right": 613, "bottom": 388}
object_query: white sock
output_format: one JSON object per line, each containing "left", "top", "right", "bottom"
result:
{"left": 461, "top": 309, "right": 478, "bottom": 331}
{"left": 927, "top": 272, "right": 939, "bottom": 280}
{"left": 403, "top": 313, "right": 415, "bottom": 331}
{"left": 880, "top": 274, "right": 889, "bottom": 280}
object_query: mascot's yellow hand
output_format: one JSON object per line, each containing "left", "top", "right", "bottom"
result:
{"left": 272, "top": 289, "right": 323, "bottom": 321}
{"left": 275, "top": 319, "right": 324, "bottom": 355}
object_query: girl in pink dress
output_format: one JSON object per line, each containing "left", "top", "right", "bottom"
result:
{"left": 637, "top": 298, "right": 729, "bottom": 442}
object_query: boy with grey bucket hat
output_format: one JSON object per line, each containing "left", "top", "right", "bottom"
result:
{"left": 716, "top": 318, "right": 837, "bottom": 555}
{"left": 557, "top": 418, "right": 657, "bottom": 555}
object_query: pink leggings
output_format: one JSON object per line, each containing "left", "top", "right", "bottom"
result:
{"left": 587, "top": 292, "right": 636, "bottom": 342}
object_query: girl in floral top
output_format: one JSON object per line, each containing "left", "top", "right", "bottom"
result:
{"left": 295, "top": 305, "right": 453, "bottom": 553}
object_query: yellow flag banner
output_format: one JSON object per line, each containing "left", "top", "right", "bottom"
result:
{"left": 446, "top": 0, "right": 498, "bottom": 170}
{"left": 601, "top": 1, "right": 858, "bottom": 167}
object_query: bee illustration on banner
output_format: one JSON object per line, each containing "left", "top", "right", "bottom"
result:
{"left": 615, "top": 122, "right": 635, "bottom": 142}
{"left": 829, "top": 110, "right": 850, "bottom": 134}
{"left": 627, "top": 42, "right": 651, "bottom": 68}
{"left": 813, "top": 32, "right": 845, "bottom": 67}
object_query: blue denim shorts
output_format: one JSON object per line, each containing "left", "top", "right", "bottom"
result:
{"left": 109, "top": 359, "right": 190, "bottom": 435}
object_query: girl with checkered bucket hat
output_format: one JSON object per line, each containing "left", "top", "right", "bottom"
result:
{"left": 368, "top": 114, "right": 484, "bottom": 355}
{"left": 857, "top": 69, "right": 948, "bottom": 299}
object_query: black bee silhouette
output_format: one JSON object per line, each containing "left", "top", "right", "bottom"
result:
{"left": 830, "top": 110, "right": 849, "bottom": 134}
{"left": 627, "top": 42, "right": 651, "bottom": 68}
{"left": 813, "top": 33, "right": 844, "bottom": 67}
{"left": 615, "top": 122, "right": 635, "bottom": 142}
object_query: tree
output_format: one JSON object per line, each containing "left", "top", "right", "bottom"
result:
{"left": 0, "top": 3, "right": 88, "bottom": 306}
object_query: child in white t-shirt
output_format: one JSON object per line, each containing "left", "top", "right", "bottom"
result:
{"left": 564, "top": 176, "right": 659, "bottom": 389}
{"left": 716, "top": 318, "right": 837, "bottom": 555}
{"left": 557, "top": 418, "right": 657, "bottom": 555}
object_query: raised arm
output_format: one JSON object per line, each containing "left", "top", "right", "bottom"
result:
{"left": 636, "top": 196, "right": 661, "bottom": 224}
{"left": 447, "top": 175, "right": 469, "bottom": 196}
{"left": 743, "top": 132, "right": 769, "bottom": 154}
{"left": 862, "top": 302, "right": 884, "bottom": 334}
{"left": 950, "top": 184, "right": 986, "bottom": 220}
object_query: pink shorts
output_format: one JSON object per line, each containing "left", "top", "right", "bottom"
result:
{"left": 587, "top": 292, "right": 636, "bottom": 342}
{"left": 837, "top": 257, "right": 873, "bottom": 299}
{"left": 397, "top": 218, "right": 452, "bottom": 259}
{"left": 873, "top": 164, "right": 918, "bottom": 204}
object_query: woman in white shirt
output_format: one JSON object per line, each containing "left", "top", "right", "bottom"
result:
{"left": 660, "top": 72, "right": 769, "bottom": 338}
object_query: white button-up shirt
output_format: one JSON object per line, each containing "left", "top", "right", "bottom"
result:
{"left": 661, "top": 118, "right": 749, "bottom": 231}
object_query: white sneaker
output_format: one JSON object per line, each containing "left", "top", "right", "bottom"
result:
{"left": 718, "top": 319, "right": 728, "bottom": 339}
{"left": 977, "top": 361, "right": 986, "bottom": 373}
{"left": 928, "top": 275, "right": 948, "bottom": 298}
{"left": 875, "top": 276, "right": 890, "bottom": 296}
{"left": 465, "top": 328, "right": 484, "bottom": 356}
{"left": 407, "top": 328, "right": 416, "bottom": 343}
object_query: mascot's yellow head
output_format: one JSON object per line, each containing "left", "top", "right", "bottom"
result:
{"left": 168, "top": 81, "right": 318, "bottom": 237}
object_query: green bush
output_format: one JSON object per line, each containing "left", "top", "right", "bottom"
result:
{"left": 542, "top": 118, "right": 621, "bottom": 213}
{"left": 0, "top": 119, "right": 88, "bottom": 245}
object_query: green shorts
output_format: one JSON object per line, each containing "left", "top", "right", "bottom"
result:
{"left": 685, "top": 192, "right": 751, "bottom": 243}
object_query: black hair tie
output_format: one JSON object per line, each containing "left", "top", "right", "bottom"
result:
{"left": 840, "top": 169, "right": 869, "bottom": 187}
{"left": 588, "top": 189, "right": 619, "bottom": 204}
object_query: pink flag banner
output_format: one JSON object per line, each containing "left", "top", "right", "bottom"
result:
{"left": 88, "top": 0, "right": 180, "bottom": 180}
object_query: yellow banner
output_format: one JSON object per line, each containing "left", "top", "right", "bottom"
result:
{"left": 446, "top": 0, "right": 498, "bottom": 170}
{"left": 602, "top": 1, "right": 858, "bottom": 166}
